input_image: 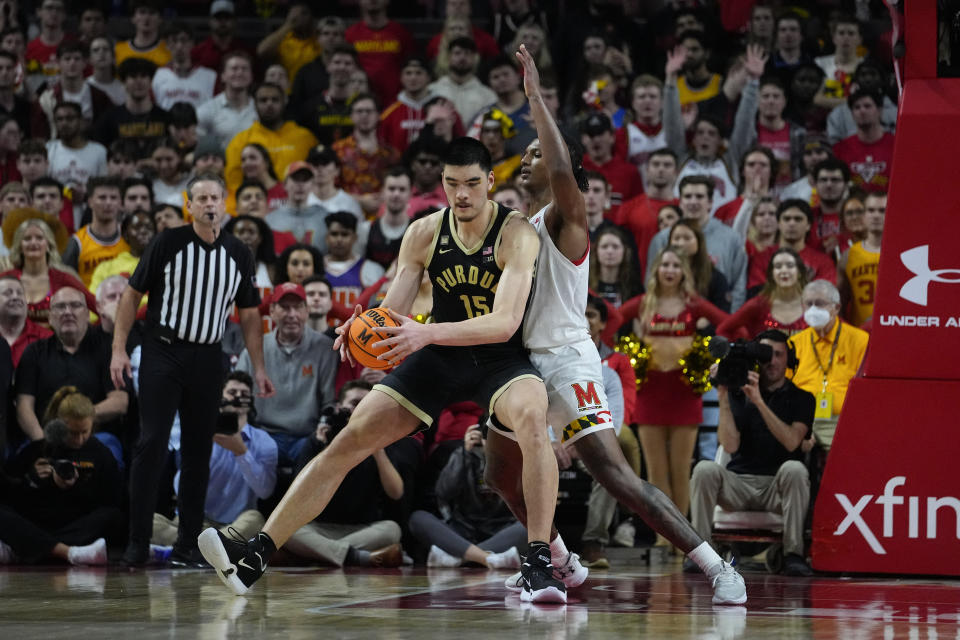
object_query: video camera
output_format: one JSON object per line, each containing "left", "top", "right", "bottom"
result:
{"left": 215, "top": 391, "right": 255, "bottom": 435}
{"left": 51, "top": 459, "right": 78, "bottom": 482}
{"left": 318, "top": 406, "right": 351, "bottom": 442}
{"left": 709, "top": 336, "right": 773, "bottom": 389}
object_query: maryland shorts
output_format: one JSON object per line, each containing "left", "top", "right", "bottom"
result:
{"left": 488, "top": 339, "right": 615, "bottom": 446}
{"left": 373, "top": 344, "right": 541, "bottom": 429}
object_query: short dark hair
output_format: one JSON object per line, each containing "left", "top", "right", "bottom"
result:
{"left": 813, "top": 157, "right": 851, "bottom": 183}
{"left": 739, "top": 145, "right": 777, "bottom": 191}
{"left": 117, "top": 57, "right": 157, "bottom": 80}
{"left": 53, "top": 101, "right": 83, "bottom": 117}
{"left": 485, "top": 54, "right": 517, "bottom": 82}
{"left": 677, "top": 29, "right": 708, "bottom": 49}
{"left": 777, "top": 198, "right": 813, "bottom": 225}
{"left": 225, "top": 370, "right": 254, "bottom": 392}
{"left": 584, "top": 170, "right": 607, "bottom": 186}
{"left": 30, "top": 176, "right": 63, "bottom": 198}
{"left": 384, "top": 165, "right": 412, "bottom": 183}
{"left": 846, "top": 88, "right": 882, "bottom": 110}
{"left": 152, "top": 202, "right": 183, "bottom": 221}
{"left": 18, "top": 138, "right": 47, "bottom": 159}
{"left": 165, "top": 20, "right": 194, "bottom": 41}
{"left": 585, "top": 294, "right": 608, "bottom": 323}
{"left": 108, "top": 139, "right": 137, "bottom": 162}
{"left": 87, "top": 176, "right": 122, "bottom": 197}
{"left": 754, "top": 328, "right": 789, "bottom": 345}
{"left": 253, "top": 82, "right": 285, "bottom": 99}
{"left": 443, "top": 136, "right": 492, "bottom": 174}
{"left": 678, "top": 175, "right": 714, "bottom": 200}
{"left": 775, "top": 12, "right": 803, "bottom": 31}
{"left": 338, "top": 379, "right": 373, "bottom": 402}
{"left": 122, "top": 176, "right": 154, "bottom": 203}
{"left": 327, "top": 42, "right": 358, "bottom": 63}
{"left": 302, "top": 274, "right": 332, "bottom": 291}
{"left": 57, "top": 40, "right": 86, "bottom": 58}
{"left": 350, "top": 92, "right": 379, "bottom": 112}
{"left": 648, "top": 147, "right": 678, "bottom": 164}
{"left": 186, "top": 173, "right": 226, "bottom": 201}
{"left": 758, "top": 75, "right": 786, "bottom": 93}
{"left": 325, "top": 211, "right": 358, "bottom": 232}
{"left": 168, "top": 102, "right": 198, "bottom": 128}
{"left": 448, "top": 36, "right": 477, "bottom": 53}
{"left": 224, "top": 214, "right": 275, "bottom": 264}
{"left": 236, "top": 179, "right": 267, "bottom": 199}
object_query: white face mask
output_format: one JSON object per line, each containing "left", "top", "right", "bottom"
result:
{"left": 804, "top": 305, "right": 832, "bottom": 329}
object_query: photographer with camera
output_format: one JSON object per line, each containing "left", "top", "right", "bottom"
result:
{"left": 689, "top": 330, "right": 816, "bottom": 576}
{"left": 151, "top": 371, "right": 277, "bottom": 551}
{"left": 283, "top": 381, "right": 406, "bottom": 568}
{"left": 0, "top": 387, "right": 121, "bottom": 565}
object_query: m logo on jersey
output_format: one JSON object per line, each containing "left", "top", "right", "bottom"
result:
{"left": 572, "top": 382, "right": 602, "bottom": 410}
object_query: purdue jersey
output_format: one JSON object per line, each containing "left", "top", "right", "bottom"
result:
{"left": 425, "top": 202, "right": 526, "bottom": 349}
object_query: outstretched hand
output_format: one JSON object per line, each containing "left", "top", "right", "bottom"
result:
{"left": 665, "top": 45, "right": 687, "bottom": 79}
{"left": 744, "top": 43, "right": 769, "bottom": 79}
{"left": 515, "top": 43, "right": 541, "bottom": 99}
{"left": 333, "top": 304, "right": 364, "bottom": 366}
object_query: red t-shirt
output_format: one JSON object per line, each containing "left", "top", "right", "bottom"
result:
{"left": 380, "top": 99, "right": 425, "bottom": 153}
{"left": 832, "top": 132, "right": 895, "bottom": 193}
{"left": 583, "top": 155, "right": 644, "bottom": 221}
{"left": 756, "top": 122, "right": 793, "bottom": 188}
{"left": 809, "top": 206, "right": 842, "bottom": 250}
{"left": 616, "top": 193, "right": 675, "bottom": 274}
{"left": 267, "top": 182, "right": 288, "bottom": 212}
{"left": 26, "top": 36, "right": 68, "bottom": 79}
{"left": 344, "top": 21, "right": 414, "bottom": 109}
{"left": 747, "top": 244, "right": 837, "bottom": 291}
{"left": 191, "top": 37, "right": 255, "bottom": 74}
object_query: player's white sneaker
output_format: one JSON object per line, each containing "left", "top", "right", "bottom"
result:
{"left": 505, "top": 552, "right": 588, "bottom": 592}
{"left": 711, "top": 561, "right": 747, "bottom": 605}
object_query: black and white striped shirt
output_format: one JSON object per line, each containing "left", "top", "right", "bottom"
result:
{"left": 130, "top": 226, "right": 259, "bottom": 345}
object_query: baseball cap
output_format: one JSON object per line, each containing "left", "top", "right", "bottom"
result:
{"left": 284, "top": 161, "right": 316, "bottom": 181}
{"left": 270, "top": 282, "right": 306, "bottom": 305}
{"left": 582, "top": 112, "right": 613, "bottom": 137}
{"left": 210, "top": 0, "right": 235, "bottom": 16}
{"left": 307, "top": 145, "right": 338, "bottom": 167}
{"left": 803, "top": 134, "right": 830, "bottom": 153}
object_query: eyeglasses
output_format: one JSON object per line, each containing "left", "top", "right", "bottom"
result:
{"left": 50, "top": 301, "right": 86, "bottom": 313}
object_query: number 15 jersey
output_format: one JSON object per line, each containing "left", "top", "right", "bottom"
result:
{"left": 425, "top": 202, "right": 527, "bottom": 351}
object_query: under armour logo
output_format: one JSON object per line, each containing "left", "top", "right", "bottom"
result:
{"left": 899, "top": 245, "right": 960, "bottom": 306}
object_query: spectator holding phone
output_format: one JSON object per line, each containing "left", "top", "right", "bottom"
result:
{"left": 151, "top": 371, "right": 277, "bottom": 548}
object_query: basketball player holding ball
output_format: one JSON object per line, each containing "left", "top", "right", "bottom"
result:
{"left": 198, "top": 137, "right": 569, "bottom": 603}
{"left": 483, "top": 45, "right": 746, "bottom": 605}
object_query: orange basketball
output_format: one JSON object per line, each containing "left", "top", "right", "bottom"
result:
{"left": 348, "top": 308, "right": 401, "bottom": 370}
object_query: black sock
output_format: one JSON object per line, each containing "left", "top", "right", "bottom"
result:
{"left": 526, "top": 541, "right": 552, "bottom": 567}
{"left": 344, "top": 546, "right": 371, "bottom": 566}
{"left": 252, "top": 532, "right": 277, "bottom": 563}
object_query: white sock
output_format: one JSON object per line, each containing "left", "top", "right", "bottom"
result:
{"left": 688, "top": 541, "right": 723, "bottom": 578}
{"left": 427, "top": 545, "right": 461, "bottom": 567}
{"left": 67, "top": 538, "right": 108, "bottom": 566}
{"left": 486, "top": 547, "right": 521, "bottom": 569}
{"left": 549, "top": 534, "right": 569, "bottom": 563}
{"left": 0, "top": 540, "right": 15, "bottom": 564}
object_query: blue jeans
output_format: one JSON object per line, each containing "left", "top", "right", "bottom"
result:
{"left": 268, "top": 432, "right": 312, "bottom": 468}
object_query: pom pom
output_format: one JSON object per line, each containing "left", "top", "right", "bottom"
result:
{"left": 615, "top": 333, "right": 651, "bottom": 390}
{"left": 679, "top": 334, "right": 720, "bottom": 395}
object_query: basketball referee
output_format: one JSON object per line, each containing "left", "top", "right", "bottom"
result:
{"left": 110, "top": 173, "right": 275, "bottom": 567}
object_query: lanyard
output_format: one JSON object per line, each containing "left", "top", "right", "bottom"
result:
{"left": 811, "top": 321, "right": 842, "bottom": 392}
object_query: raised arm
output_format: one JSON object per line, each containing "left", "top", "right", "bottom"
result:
{"left": 515, "top": 44, "right": 588, "bottom": 259}
{"left": 662, "top": 46, "right": 688, "bottom": 158}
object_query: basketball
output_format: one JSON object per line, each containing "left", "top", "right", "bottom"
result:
{"left": 347, "top": 308, "right": 400, "bottom": 370}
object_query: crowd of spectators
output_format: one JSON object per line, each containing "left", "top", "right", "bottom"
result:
{"left": 0, "top": 0, "right": 896, "bottom": 573}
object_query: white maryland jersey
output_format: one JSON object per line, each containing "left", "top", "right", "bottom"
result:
{"left": 523, "top": 204, "right": 592, "bottom": 350}
{"left": 623, "top": 121, "right": 668, "bottom": 187}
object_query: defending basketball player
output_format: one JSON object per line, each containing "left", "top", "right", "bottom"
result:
{"left": 198, "top": 138, "right": 568, "bottom": 603}
{"left": 483, "top": 44, "right": 747, "bottom": 605}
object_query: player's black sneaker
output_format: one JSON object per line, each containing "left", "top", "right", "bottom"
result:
{"left": 520, "top": 544, "right": 567, "bottom": 604}
{"left": 198, "top": 528, "right": 271, "bottom": 595}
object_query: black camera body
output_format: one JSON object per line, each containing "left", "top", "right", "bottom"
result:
{"left": 215, "top": 392, "right": 255, "bottom": 434}
{"left": 319, "top": 406, "right": 351, "bottom": 442}
{"left": 710, "top": 337, "right": 773, "bottom": 389}
{"left": 51, "top": 459, "right": 78, "bottom": 482}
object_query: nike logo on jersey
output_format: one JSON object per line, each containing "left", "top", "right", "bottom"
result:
{"left": 439, "top": 248, "right": 453, "bottom": 254}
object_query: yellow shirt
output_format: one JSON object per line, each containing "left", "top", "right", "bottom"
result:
{"left": 493, "top": 155, "right": 522, "bottom": 188}
{"left": 115, "top": 40, "right": 172, "bottom": 68}
{"left": 844, "top": 241, "right": 879, "bottom": 327}
{"left": 278, "top": 32, "right": 323, "bottom": 87}
{"left": 789, "top": 320, "right": 869, "bottom": 416}
{"left": 75, "top": 227, "right": 131, "bottom": 289}
{"left": 677, "top": 74, "right": 722, "bottom": 106}
{"left": 224, "top": 121, "right": 320, "bottom": 197}
{"left": 89, "top": 251, "right": 139, "bottom": 297}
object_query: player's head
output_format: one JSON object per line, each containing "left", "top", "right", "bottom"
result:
{"left": 519, "top": 134, "right": 589, "bottom": 196}
{"left": 441, "top": 137, "right": 494, "bottom": 224}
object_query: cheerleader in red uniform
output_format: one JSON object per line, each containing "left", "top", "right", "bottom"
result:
{"left": 616, "top": 246, "right": 728, "bottom": 527}
{"left": 717, "top": 247, "right": 808, "bottom": 340}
